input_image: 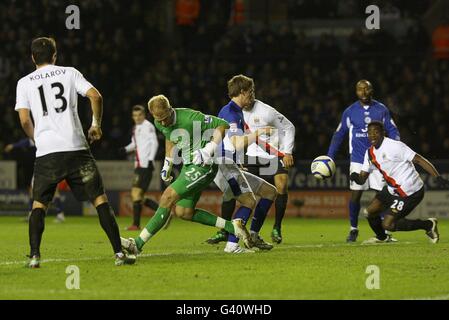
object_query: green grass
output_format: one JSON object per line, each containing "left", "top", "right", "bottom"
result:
{"left": 0, "top": 216, "right": 448, "bottom": 300}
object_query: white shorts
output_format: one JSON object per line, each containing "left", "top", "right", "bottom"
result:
{"left": 214, "top": 163, "right": 267, "bottom": 201}
{"left": 350, "top": 162, "right": 385, "bottom": 191}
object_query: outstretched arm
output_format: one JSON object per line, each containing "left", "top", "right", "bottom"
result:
{"left": 412, "top": 154, "right": 439, "bottom": 177}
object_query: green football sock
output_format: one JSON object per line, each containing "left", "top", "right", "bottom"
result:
{"left": 135, "top": 207, "right": 170, "bottom": 250}
{"left": 192, "top": 208, "right": 235, "bottom": 234}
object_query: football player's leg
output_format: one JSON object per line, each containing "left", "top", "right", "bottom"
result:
{"left": 272, "top": 172, "right": 287, "bottom": 243}
{"left": 68, "top": 151, "right": 125, "bottom": 258}
{"left": 141, "top": 163, "right": 159, "bottom": 211}
{"left": 130, "top": 187, "right": 144, "bottom": 228}
{"left": 348, "top": 162, "right": 367, "bottom": 242}
{"left": 207, "top": 166, "right": 237, "bottom": 244}
{"left": 212, "top": 164, "right": 255, "bottom": 247}
{"left": 28, "top": 154, "right": 60, "bottom": 266}
{"left": 247, "top": 172, "right": 277, "bottom": 234}
{"left": 365, "top": 197, "right": 388, "bottom": 241}
{"left": 134, "top": 186, "right": 180, "bottom": 251}
{"left": 381, "top": 190, "right": 435, "bottom": 241}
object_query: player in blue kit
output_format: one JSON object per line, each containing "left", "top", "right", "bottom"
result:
{"left": 327, "top": 80, "right": 400, "bottom": 242}
{"left": 213, "top": 75, "right": 278, "bottom": 253}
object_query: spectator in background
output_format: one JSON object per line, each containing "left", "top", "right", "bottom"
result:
{"left": 432, "top": 14, "right": 449, "bottom": 60}
{"left": 176, "top": 0, "right": 201, "bottom": 48}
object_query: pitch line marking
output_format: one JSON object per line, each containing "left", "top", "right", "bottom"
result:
{"left": 0, "top": 241, "right": 416, "bottom": 266}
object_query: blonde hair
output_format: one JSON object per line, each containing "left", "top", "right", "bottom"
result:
{"left": 148, "top": 94, "right": 170, "bottom": 114}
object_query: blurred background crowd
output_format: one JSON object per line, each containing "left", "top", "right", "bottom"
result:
{"left": 1, "top": 0, "right": 449, "bottom": 187}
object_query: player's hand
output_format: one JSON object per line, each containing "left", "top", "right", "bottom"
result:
{"left": 350, "top": 172, "right": 359, "bottom": 183}
{"left": 161, "top": 157, "right": 173, "bottom": 183}
{"left": 192, "top": 148, "right": 213, "bottom": 166}
{"left": 282, "top": 153, "right": 294, "bottom": 169}
{"left": 4, "top": 144, "right": 13, "bottom": 153}
{"left": 436, "top": 176, "right": 449, "bottom": 188}
{"left": 88, "top": 126, "right": 102, "bottom": 144}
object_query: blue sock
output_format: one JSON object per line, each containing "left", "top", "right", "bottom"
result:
{"left": 228, "top": 206, "right": 252, "bottom": 244}
{"left": 349, "top": 201, "right": 360, "bottom": 229}
{"left": 53, "top": 197, "right": 63, "bottom": 213}
{"left": 250, "top": 198, "right": 273, "bottom": 233}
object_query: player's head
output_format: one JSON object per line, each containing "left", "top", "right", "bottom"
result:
{"left": 368, "top": 121, "right": 385, "bottom": 147}
{"left": 148, "top": 94, "right": 175, "bottom": 127}
{"left": 31, "top": 37, "right": 57, "bottom": 66}
{"left": 132, "top": 105, "right": 146, "bottom": 125}
{"left": 227, "top": 74, "right": 255, "bottom": 108}
{"left": 356, "top": 80, "right": 373, "bottom": 105}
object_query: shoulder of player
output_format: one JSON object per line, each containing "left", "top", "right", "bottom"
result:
{"left": 372, "top": 99, "right": 389, "bottom": 110}
{"left": 383, "top": 137, "right": 404, "bottom": 149}
{"left": 218, "top": 105, "right": 239, "bottom": 121}
{"left": 142, "top": 119, "right": 155, "bottom": 128}
{"left": 342, "top": 102, "right": 359, "bottom": 117}
{"left": 252, "top": 99, "right": 274, "bottom": 111}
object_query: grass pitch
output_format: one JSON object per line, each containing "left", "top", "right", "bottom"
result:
{"left": 0, "top": 216, "right": 448, "bottom": 300}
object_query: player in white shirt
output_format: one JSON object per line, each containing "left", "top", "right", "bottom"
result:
{"left": 207, "top": 88, "right": 295, "bottom": 245}
{"left": 350, "top": 121, "right": 448, "bottom": 243}
{"left": 242, "top": 99, "right": 295, "bottom": 244}
{"left": 120, "top": 105, "right": 159, "bottom": 231}
{"left": 15, "top": 37, "right": 135, "bottom": 267}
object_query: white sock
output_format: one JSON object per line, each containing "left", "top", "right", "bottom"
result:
{"left": 215, "top": 217, "right": 226, "bottom": 229}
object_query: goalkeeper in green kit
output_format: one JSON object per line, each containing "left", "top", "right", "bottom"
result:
{"left": 120, "top": 95, "right": 252, "bottom": 255}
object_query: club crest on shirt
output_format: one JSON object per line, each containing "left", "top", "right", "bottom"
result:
{"left": 204, "top": 115, "right": 212, "bottom": 124}
{"left": 364, "top": 117, "right": 372, "bottom": 124}
{"left": 254, "top": 117, "right": 260, "bottom": 124}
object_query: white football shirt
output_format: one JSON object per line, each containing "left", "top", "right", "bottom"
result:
{"left": 125, "top": 119, "right": 159, "bottom": 168}
{"left": 362, "top": 137, "right": 424, "bottom": 196}
{"left": 242, "top": 99, "right": 295, "bottom": 159}
{"left": 15, "top": 64, "right": 93, "bottom": 157}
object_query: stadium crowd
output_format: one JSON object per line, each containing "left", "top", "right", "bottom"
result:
{"left": 1, "top": 0, "right": 448, "bottom": 187}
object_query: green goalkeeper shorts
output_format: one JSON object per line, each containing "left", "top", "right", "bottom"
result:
{"left": 171, "top": 163, "right": 218, "bottom": 208}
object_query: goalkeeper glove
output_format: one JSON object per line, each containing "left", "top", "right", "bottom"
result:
{"left": 161, "top": 157, "right": 173, "bottom": 182}
{"left": 192, "top": 141, "right": 217, "bottom": 166}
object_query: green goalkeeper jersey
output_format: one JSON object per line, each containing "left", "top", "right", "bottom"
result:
{"left": 154, "top": 108, "right": 229, "bottom": 164}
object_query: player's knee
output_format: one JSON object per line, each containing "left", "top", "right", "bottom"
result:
{"left": 275, "top": 175, "right": 288, "bottom": 194}
{"left": 131, "top": 188, "right": 143, "bottom": 201}
{"left": 93, "top": 194, "right": 108, "bottom": 207}
{"left": 238, "top": 192, "right": 257, "bottom": 210}
{"left": 32, "top": 201, "right": 48, "bottom": 211}
{"left": 259, "top": 183, "right": 278, "bottom": 201}
{"left": 160, "top": 188, "right": 179, "bottom": 207}
{"left": 175, "top": 206, "right": 194, "bottom": 220}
